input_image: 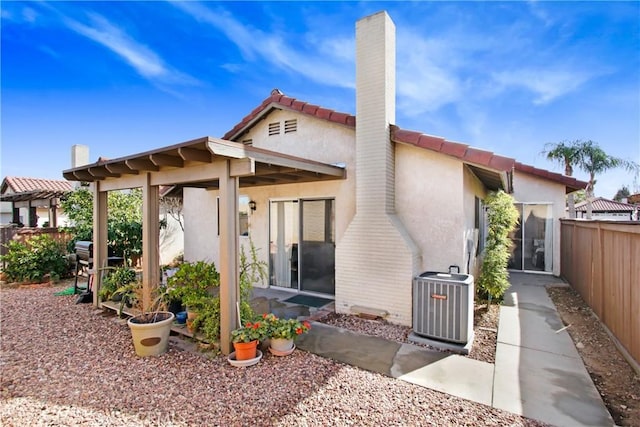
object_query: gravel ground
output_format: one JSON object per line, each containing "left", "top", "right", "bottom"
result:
{"left": 317, "top": 304, "right": 500, "bottom": 364}
{"left": 0, "top": 282, "right": 546, "bottom": 426}
{"left": 547, "top": 286, "right": 640, "bottom": 426}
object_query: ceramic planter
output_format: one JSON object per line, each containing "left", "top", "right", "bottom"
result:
{"left": 127, "top": 311, "right": 175, "bottom": 357}
{"left": 269, "top": 337, "right": 295, "bottom": 356}
{"left": 270, "top": 337, "right": 294, "bottom": 352}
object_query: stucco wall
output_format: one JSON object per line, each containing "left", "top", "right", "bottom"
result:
{"left": 462, "top": 165, "right": 488, "bottom": 277}
{"left": 183, "top": 188, "right": 218, "bottom": 264}
{"left": 395, "top": 143, "right": 466, "bottom": 274}
{"left": 240, "top": 109, "right": 354, "bottom": 166}
{"left": 182, "top": 110, "right": 355, "bottom": 288}
{"left": 511, "top": 171, "right": 566, "bottom": 276}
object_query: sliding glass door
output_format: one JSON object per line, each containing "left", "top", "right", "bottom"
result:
{"left": 508, "top": 203, "right": 553, "bottom": 272}
{"left": 269, "top": 198, "right": 335, "bottom": 295}
{"left": 269, "top": 200, "right": 299, "bottom": 289}
{"left": 299, "top": 199, "right": 335, "bottom": 294}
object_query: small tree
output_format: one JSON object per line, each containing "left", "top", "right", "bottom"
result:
{"left": 60, "top": 188, "right": 143, "bottom": 262}
{"left": 477, "top": 190, "right": 519, "bottom": 303}
{"left": 0, "top": 234, "right": 69, "bottom": 283}
{"left": 160, "top": 196, "right": 184, "bottom": 231}
{"left": 613, "top": 186, "right": 630, "bottom": 202}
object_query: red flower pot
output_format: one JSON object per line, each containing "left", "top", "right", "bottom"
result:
{"left": 233, "top": 340, "right": 259, "bottom": 360}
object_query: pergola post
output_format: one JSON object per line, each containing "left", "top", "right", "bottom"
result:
{"left": 49, "top": 200, "right": 58, "bottom": 228}
{"left": 142, "top": 174, "right": 160, "bottom": 311}
{"left": 93, "top": 182, "right": 108, "bottom": 307}
{"left": 219, "top": 160, "right": 240, "bottom": 355}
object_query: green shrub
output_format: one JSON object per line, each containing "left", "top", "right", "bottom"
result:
{"left": 167, "top": 261, "right": 220, "bottom": 308}
{"left": 1, "top": 235, "right": 68, "bottom": 283}
{"left": 60, "top": 188, "right": 143, "bottom": 263}
{"left": 477, "top": 190, "right": 520, "bottom": 302}
{"left": 99, "top": 266, "right": 137, "bottom": 301}
{"left": 177, "top": 240, "right": 267, "bottom": 344}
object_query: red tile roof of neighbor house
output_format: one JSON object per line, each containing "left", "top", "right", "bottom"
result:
{"left": 1, "top": 176, "right": 73, "bottom": 194}
{"left": 222, "top": 91, "right": 588, "bottom": 192}
{"left": 574, "top": 197, "right": 637, "bottom": 212}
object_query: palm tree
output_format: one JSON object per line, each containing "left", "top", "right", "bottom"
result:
{"left": 542, "top": 140, "right": 583, "bottom": 217}
{"left": 576, "top": 140, "right": 638, "bottom": 196}
{"left": 542, "top": 140, "right": 582, "bottom": 177}
{"left": 575, "top": 140, "right": 640, "bottom": 218}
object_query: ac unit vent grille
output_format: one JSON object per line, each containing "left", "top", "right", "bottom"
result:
{"left": 413, "top": 273, "right": 474, "bottom": 344}
{"left": 268, "top": 122, "right": 280, "bottom": 136}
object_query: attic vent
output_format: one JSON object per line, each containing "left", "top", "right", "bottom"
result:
{"left": 268, "top": 122, "right": 280, "bottom": 136}
{"left": 242, "top": 138, "right": 253, "bottom": 146}
{"left": 284, "top": 119, "right": 297, "bottom": 133}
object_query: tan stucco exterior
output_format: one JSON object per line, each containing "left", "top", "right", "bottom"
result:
{"left": 71, "top": 11, "right": 577, "bottom": 338}
{"left": 511, "top": 171, "right": 566, "bottom": 276}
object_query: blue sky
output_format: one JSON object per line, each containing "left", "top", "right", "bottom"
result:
{"left": 2, "top": 1, "right": 639, "bottom": 198}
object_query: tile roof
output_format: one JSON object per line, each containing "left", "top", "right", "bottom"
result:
{"left": 1, "top": 176, "right": 73, "bottom": 195}
{"left": 221, "top": 91, "right": 588, "bottom": 192}
{"left": 390, "top": 127, "right": 516, "bottom": 172}
{"left": 222, "top": 92, "right": 356, "bottom": 141}
{"left": 574, "top": 197, "right": 637, "bottom": 212}
{"left": 513, "top": 162, "right": 586, "bottom": 193}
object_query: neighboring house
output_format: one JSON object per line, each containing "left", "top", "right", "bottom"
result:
{"left": 573, "top": 197, "right": 638, "bottom": 220}
{"left": 0, "top": 176, "right": 73, "bottom": 227}
{"left": 62, "top": 12, "right": 586, "bottom": 335}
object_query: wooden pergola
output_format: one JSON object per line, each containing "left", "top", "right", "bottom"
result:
{"left": 63, "top": 136, "right": 345, "bottom": 354}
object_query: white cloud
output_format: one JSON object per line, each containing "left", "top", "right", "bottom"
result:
{"left": 492, "top": 68, "right": 596, "bottom": 105}
{"left": 62, "top": 12, "right": 198, "bottom": 86}
{"left": 22, "top": 7, "right": 38, "bottom": 23}
{"left": 171, "top": 1, "right": 354, "bottom": 89}
{"left": 395, "top": 30, "right": 464, "bottom": 116}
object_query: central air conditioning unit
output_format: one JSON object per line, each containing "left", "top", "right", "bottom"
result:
{"left": 412, "top": 271, "right": 474, "bottom": 344}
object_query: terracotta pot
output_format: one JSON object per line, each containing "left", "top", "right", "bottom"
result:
{"left": 233, "top": 340, "right": 259, "bottom": 360}
{"left": 186, "top": 318, "right": 195, "bottom": 333}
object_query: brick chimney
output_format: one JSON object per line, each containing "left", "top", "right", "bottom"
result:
{"left": 336, "top": 11, "right": 420, "bottom": 326}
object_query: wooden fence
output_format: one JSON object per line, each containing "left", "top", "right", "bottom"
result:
{"left": 0, "top": 226, "right": 74, "bottom": 258}
{"left": 560, "top": 219, "right": 639, "bottom": 369}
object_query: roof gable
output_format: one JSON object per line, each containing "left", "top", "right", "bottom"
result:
{"left": 222, "top": 90, "right": 356, "bottom": 141}
{"left": 574, "top": 197, "right": 637, "bottom": 212}
{"left": 1, "top": 176, "right": 73, "bottom": 195}
{"left": 221, "top": 91, "right": 588, "bottom": 193}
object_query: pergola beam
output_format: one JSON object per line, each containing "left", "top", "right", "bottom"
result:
{"left": 89, "top": 167, "right": 120, "bottom": 179}
{"left": 179, "top": 147, "right": 212, "bottom": 163}
{"left": 126, "top": 159, "right": 159, "bottom": 172}
{"left": 106, "top": 163, "right": 139, "bottom": 175}
{"left": 151, "top": 153, "right": 184, "bottom": 168}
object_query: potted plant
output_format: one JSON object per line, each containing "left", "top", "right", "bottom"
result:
{"left": 121, "top": 281, "right": 175, "bottom": 357}
{"left": 166, "top": 261, "right": 219, "bottom": 332}
{"left": 263, "top": 313, "right": 311, "bottom": 355}
{"left": 230, "top": 318, "right": 269, "bottom": 361}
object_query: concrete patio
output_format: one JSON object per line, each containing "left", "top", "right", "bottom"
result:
{"left": 290, "top": 273, "right": 613, "bottom": 427}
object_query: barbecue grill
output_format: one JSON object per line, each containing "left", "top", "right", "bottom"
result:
{"left": 73, "top": 241, "right": 124, "bottom": 297}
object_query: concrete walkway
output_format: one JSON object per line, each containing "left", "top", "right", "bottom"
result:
{"left": 296, "top": 273, "right": 613, "bottom": 427}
